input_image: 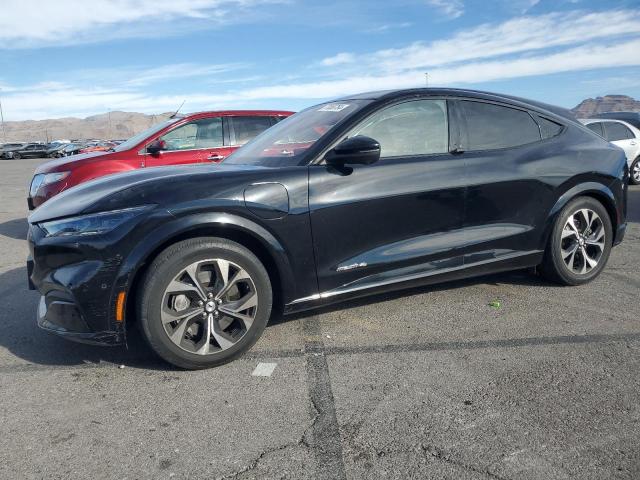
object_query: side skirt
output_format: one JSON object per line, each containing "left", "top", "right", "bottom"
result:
{"left": 284, "top": 250, "right": 543, "bottom": 315}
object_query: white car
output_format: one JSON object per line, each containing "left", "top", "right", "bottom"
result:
{"left": 580, "top": 118, "right": 640, "bottom": 185}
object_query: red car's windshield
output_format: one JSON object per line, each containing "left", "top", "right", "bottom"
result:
{"left": 225, "top": 100, "right": 370, "bottom": 167}
{"left": 112, "top": 118, "right": 178, "bottom": 152}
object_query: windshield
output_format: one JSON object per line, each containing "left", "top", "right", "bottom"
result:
{"left": 225, "top": 100, "right": 370, "bottom": 167}
{"left": 113, "top": 118, "right": 177, "bottom": 152}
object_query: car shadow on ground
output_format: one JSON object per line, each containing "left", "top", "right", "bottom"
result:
{"left": 0, "top": 265, "right": 556, "bottom": 371}
{"left": 279, "top": 268, "right": 554, "bottom": 324}
{"left": 0, "top": 266, "right": 169, "bottom": 371}
{"left": 0, "top": 218, "right": 28, "bottom": 240}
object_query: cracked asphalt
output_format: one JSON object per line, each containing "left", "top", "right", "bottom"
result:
{"left": 0, "top": 158, "right": 638, "bottom": 479}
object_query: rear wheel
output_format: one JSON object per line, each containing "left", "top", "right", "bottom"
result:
{"left": 138, "top": 237, "right": 272, "bottom": 369}
{"left": 539, "top": 197, "right": 612, "bottom": 285}
{"left": 12, "top": 153, "right": 20, "bottom": 160}
{"left": 630, "top": 157, "right": 640, "bottom": 185}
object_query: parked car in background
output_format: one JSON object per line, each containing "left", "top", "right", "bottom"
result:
{"left": 28, "top": 110, "right": 293, "bottom": 209}
{"left": 62, "top": 143, "right": 86, "bottom": 156}
{"left": 78, "top": 141, "right": 117, "bottom": 154}
{"left": 46, "top": 143, "right": 68, "bottom": 158}
{"left": 592, "top": 112, "right": 640, "bottom": 130}
{"left": 27, "top": 88, "right": 627, "bottom": 369}
{"left": 3, "top": 143, "right": 49, "bottom": 159}
{"left": 580, "top": 118, "right": 640, "bottom": 185}
{"left": 1, "top": 143, "right": 26, "bottom": 159}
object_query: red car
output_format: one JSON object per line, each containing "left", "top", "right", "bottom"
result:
{"left": 28, "top": 110, "right": 292, "bottom": 209}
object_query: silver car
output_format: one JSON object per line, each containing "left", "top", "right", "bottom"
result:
{"left": 579, "top": 118, "right": 640, "bottom": 185}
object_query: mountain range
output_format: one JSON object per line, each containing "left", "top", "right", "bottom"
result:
{"left": 2, "top": 95, "right": 639, "bottom": 143}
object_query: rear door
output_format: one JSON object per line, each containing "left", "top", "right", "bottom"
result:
{"left": 602, "top": 121, "right": 638, "bottom": 164}
{"left": 308, "top": 98, "right": 466, "bottom": 295}
{"left": 145, "top": 117, "right": 224, "bottom": 167}
{"left": 451, "top": 99, "right": 562, "bottom": 264}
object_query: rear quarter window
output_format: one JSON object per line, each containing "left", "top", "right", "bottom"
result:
{"left": 458, "top": 100, "right": 541, "bottom": 151}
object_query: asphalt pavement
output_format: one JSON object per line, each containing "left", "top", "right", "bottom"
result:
{"left": 0, "top": 158, "right": 638, "bottom": 479}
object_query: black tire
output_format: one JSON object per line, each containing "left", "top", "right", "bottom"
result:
{"left": 539, "top": 196, "right": 612, "bottom": 286}
{"left": 630, "top": 157, "right": 640, "bottom": 186}
{"left": 12, "top": 153, "right": 20, "bottom": 160}
{"left": 138, "top": 237, "right": 272, "bottom": 369}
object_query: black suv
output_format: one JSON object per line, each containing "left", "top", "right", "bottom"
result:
{"left": 27, "top": 88, "right": 628, "bottom": 369}
{"left": 3, "top": 143, "right": 49, "bottom": 159}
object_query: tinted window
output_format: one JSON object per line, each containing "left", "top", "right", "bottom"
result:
{"left": 535, "top": 115, "right": 563, "bottom": 139}
{"left": 586, "top": 122, "right": 604, "bottom": 137}
{"left": 232, "top": 116, "right": 274, "bottom": 145}
{"left": 352, "top": 99, "right": 448, "bottom": 158}
{"left": 604, "top": 122, "right": 634, "bottom": 142}
{"left": 160, "top": 117, "right": 222, "bottom": 151}
{"left": 459, "top": 101, "right": 541, "bottom": 150}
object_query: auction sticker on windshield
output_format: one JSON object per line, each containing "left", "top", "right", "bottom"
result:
{"left": 318, "top": 103, "right": 351, "bottom": 112}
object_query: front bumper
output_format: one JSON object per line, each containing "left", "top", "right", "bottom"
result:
{"left": 37, "top": 296, "right": 123, "bottom": 345}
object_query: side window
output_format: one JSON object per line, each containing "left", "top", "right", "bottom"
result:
{"left": 586, "top": 122, "right": 604, "bottom": 137}
{"left": 232, "top": 116, "right": 274, "bottom": 145}
{"left": 160, "top": 122, "right": 198, "bottom": 151}
{"left": 159, "top": 118, "right": 223, "bottom": 151}
{"left": 604, "top": 122, "right": 634, "bottom": 142}
{"left": 351, "top": 99, "right": 448, "bottom": 158}
{"left": 459, "top": 100, "right": 541, "bottom": 150}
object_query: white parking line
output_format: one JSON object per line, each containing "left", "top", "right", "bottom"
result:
{"left": 252, "top": 362, "right": 277, "bottom": 377}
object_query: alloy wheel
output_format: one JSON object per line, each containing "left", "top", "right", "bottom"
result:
{"left": 560, "top": 208, "right": 605, "bottom": 275}
{"left": 161, "top": 259, "right": 258, "bottom": 355}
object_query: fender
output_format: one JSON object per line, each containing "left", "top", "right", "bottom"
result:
{"left": 541, "top": 180, "right": 621, "bottom": 250}
{"left": 111, "top": 210, "right": 297, "bottom": 333}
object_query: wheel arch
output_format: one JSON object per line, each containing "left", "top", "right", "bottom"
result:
{"left": 542, "top": 181, "right": 620, "bottom": 250}
{"left": 118, "top": 213, "right": 295, "bottom": 333}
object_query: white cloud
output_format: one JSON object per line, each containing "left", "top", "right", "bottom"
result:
{"left": 5, "top": 38, "right": 640, "bottom": 120}
{"left": 320, "top": 53, "right": 356, "bottom": 67}
{"left": 339, "top": 10, "right": 640, "bottom": 74}
{"left": 425, "top": 0, "right": 464, "bottom": 19}
{"left": 0, "top": 0, "right": 283, "bottom": 48}
{"left": 3, "top": 8, "right": 640, "bottom": 120}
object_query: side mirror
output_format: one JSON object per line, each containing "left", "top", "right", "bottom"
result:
{"left": 325, "top": 136, "right": 380, "bottom": 166}
{"left": 146, "top": 139, "right": 166, "bottom": 155}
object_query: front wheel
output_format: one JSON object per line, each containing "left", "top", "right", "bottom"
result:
{"left": 138, "top": 237, "right": 272, "bottom": 369}
{"left": 630, "top": 157, "right": 640, "bottom": 185}
{"left": 539, "top": 196, "right": 612, "bottom": 285}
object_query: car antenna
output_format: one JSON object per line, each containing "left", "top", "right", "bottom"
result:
{"left": 170, "top": 100, "right": 186, "bottom": 119}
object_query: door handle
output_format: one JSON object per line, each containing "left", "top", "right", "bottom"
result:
{"left": 207, "top": 154, "right": 225, "bottom": 162}
{"left": 630, "top": 141, "right": 637, "bottom": 146}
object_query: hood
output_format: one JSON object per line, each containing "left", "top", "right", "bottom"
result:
{"left": 28, "top": 163, "right": 266, "bottom": 224}
{"left": 34, "top": 151, "right": 109, "bottom": 173}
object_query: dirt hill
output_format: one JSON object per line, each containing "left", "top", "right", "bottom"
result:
{"left": 1, "top": 111, "right": 173, "bottom": 142}
{"left": 571, "top": 95, "right": 640, "bottom": 118}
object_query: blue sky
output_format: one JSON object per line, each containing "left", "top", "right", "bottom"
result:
{"left": 1, "top": 0, "right": 639, "bottom": 120}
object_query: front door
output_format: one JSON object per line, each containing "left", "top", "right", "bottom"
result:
{"left": 145, "top": 117, "right": 225, "bottom": 167}
{"left": 308, "top": 98, "right": 466, "bottom": 296}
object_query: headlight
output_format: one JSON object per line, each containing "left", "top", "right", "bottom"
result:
{"left": 30, "top": 171, "right": 70, "bottom": 197}
{"left": 39, "top": 206, "right": 150, "bottom": 238}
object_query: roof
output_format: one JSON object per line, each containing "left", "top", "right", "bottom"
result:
{"left": 184, "top": 110, "right": 294, "bottom": 118}
{"left": 338, "top": 88, "right": 577, "bottom": 122}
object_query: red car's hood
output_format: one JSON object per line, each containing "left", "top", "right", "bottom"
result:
{"left": 34, "top": 151, "right": 112, "bottom": 173}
